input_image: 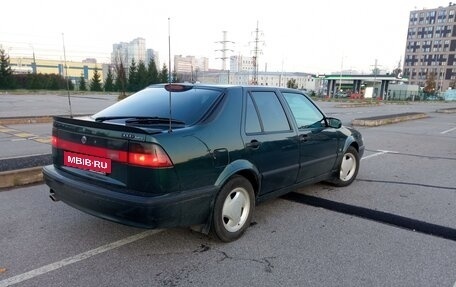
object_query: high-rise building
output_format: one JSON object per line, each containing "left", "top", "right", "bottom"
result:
{"left": 403, "top": 3, "right": 456, "bottom": 91}
{"left": 146, "top": 49, "right": 159, "bottom": 68}
{"left": 111, "top": 38, "right": 159, "bottom": 67}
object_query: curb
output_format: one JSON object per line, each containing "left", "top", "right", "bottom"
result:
{"left": 0, "top": 114, "right": 90, "bottom": 126}
{"left": 0, "top": 167, "right": 43, "bottom": 189}
{"left": 352, "top": 112, "right": 428, "bottom": 127}
{"left": 335, "top": 102, "right": 382, "bottom": 108}
{"left": 436, "top": 108, "right": 456, "bottom": 114}
{"left": 0, "top": 116, "right": 54, "bottom": 126}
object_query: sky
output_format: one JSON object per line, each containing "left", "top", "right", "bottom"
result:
{"left": 1, "top": 0, "right": 447, "bottom": 74}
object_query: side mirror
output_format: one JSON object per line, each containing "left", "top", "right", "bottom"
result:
{"left": 326, "top": 117, "right": 342, "bottom": 129}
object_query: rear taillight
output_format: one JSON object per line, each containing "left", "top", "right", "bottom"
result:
{"left": 52, "top": 135, "right": 173, "bottom": 169}
{"left": 51, "top": 135, "right": 58, "bottom": 147}
{"left": 128, "top": 143, "right": 173, "bottom": 168}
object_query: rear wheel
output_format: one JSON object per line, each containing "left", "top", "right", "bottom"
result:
{"left": 331, "top": 146, "right": 359, "bottom": 187}
{"left": 211, "top": 175, "right": 254, "bottom": 242}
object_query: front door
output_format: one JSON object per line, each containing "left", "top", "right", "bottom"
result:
{"left": 282, "top": 92, "right": 339, "bottom": 182}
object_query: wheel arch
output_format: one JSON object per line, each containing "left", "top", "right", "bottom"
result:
{"left": 343, "top": 136, "right": 359, "bottom": 153}
{"left": 214, "top": 159, "right": 260, "bottom": 196}
{"left": 199, "top": 160, "right": 260, "bottom": 235}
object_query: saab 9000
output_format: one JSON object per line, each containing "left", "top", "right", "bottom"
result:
{"left": 43, "top": 84, "right": 364, "bottom": 242}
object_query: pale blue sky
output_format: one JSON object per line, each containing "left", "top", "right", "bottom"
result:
{"left": 1, "top": 0, "right": 446, "bottom": 74}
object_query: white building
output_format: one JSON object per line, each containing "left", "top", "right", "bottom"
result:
{"left": 230, "top": 55, "right": 255, "bottom": 73}
{"left": 228, "top": 71, "right": 318, "bottom": 90}
{"left": 174, "top": 55, "right": 209, "bottom": 73}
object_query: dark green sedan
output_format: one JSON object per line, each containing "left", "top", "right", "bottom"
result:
{"left": 43, "top": 84, "right": 364, "bottom": 242}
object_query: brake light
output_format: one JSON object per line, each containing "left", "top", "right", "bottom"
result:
{"left": 51, "top": 135, "right": 58, "bottom": 147}
{"left": 128, "top": 143, "right": 173, "bottom": 168}
{"left": 164, "top": 84, "right": 192, "bottom": 92}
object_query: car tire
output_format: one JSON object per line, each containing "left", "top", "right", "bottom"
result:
{"left": 211, "top": 175, "right": 255, "bottom": 242}
{"left": 331, "top": 146, "right": 359, "bottom": 187}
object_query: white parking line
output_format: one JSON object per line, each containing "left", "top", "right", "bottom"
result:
{"left": 0, "top": 230, "right": 160, "bottom": 287}
{"left": 441, "top": 127, "right": 456, "bottom": 134}
{"left": 361, "top": 150, "right": 397, "bottom": 161}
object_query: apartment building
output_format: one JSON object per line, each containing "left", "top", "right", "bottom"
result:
{"left": 403, "top": 3, "right": 456, "bottom": 91}
{"left": 111, "top": 38, "right": 158, "bottom": 68}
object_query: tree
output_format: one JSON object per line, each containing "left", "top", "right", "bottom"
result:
{"left": 0, "top": 49, "right": 14, "bottom": 89}
{"left": 136, "top": 60, "right": 148, "bottom": 90}
{"left": 147, "top": 58, "right": 159, "bottom": 85}
{"left": 49, "top": 75, "right": 60, "bottom": 90}
{"left": 127, "top": 58, "right": 138, "bottom": 92}
{"left": 104, "top": 68, "right": 114, "bottom": 92}
{"left": 287, "top": 78, "right": 298, "bottom": 89}
{"left": 392, "top": 67, "right": 402, "bottom": 78}
{"left": 423, "top": 72, "right": 437, "bottom": 95}
{"left": 89, "top": 66, "right": 103, "bottom": 91}
{"left": 78, "top": 74, "right": 87, "bottom": 91}
{"left": 114, "top": 57, "right": 127, "bottom": 97}
{"left": 158, "top": 63, "right": 169, "bottom": 83}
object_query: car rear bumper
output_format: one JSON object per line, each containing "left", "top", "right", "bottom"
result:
{"left": 42, "top": 165, "right": 216, "bottom": 229}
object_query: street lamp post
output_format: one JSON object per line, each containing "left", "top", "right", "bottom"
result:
{"left": 29, "top": 44, "right": 36, "bottom": 74}
{"left": 440, "top": 61, "right": 445, "bottom": 93}
{"left": 338, "top": 56, "right": 343, "bottom": 93}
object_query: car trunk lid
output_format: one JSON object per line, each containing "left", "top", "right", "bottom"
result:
{"left": 51, "top": 116, "right": 178, "bottom": 195}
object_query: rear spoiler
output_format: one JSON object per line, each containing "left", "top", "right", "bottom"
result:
{"left": 53, "top": 116, "right": 163, "bottom": 135}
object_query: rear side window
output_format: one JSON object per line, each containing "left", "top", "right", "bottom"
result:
{"left": 245, "top": 91, "right": 291, "bottom": 133}
{"left": 93, "top": 86, "right": 222, "bottom": 125}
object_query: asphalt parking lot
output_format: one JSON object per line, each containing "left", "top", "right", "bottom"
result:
{"left": 0, "top": 97, "right": 455, "bottom": 286}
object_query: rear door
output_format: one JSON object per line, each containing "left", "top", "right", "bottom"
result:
{"left": 242, "top": 89, "right": 299, "bottom": 195}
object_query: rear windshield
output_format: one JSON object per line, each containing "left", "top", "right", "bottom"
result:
{"left": 93, "top": 86, "right": 223, "bottom": 125}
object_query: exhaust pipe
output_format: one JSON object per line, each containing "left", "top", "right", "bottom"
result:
{"left": 49, "top": 190, "right": 60, "bottom": 202}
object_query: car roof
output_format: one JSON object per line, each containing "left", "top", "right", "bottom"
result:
{"left": 149, "top": 83, "right": 305, "bottom": 93}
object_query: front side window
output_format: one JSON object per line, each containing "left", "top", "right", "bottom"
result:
{"left": 282, "top": 92, "right": 324, "bottom": 129}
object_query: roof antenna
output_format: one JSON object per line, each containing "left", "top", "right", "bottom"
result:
{"left": 167, "top": 17, "right": 172, "bottom": 133}
{"left": 62, "top": 33, "right": 73, "bottom": 118}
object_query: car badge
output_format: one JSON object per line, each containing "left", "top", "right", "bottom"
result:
{"left": 81, "top": 136, "right": 87, "bottom": 144}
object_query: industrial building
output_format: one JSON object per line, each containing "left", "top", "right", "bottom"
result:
{"left": 9, "top": 57, "right": 106, "bottom": 86}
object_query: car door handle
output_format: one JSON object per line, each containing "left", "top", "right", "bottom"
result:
{"left": 299, "top": 134, "right": 309, "bottom": 142}
{"left": 246, "top": 140, "right": 261, "bottom": 149}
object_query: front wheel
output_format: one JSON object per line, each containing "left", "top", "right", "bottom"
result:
{"left": 211, "top": 175, "right": 255, "bottom": 242}
{"left": 330, "top": 146, "right": 360, "bottom": 187}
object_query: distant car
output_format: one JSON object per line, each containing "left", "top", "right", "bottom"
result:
{"left": 425, "top": 94, "right": 443, "bottom": 101}
{"left": 335, "top": 91, "right": 348, "bottom": 98}
{"left": 43, "top": 84, "right": 364, "bottom": 242}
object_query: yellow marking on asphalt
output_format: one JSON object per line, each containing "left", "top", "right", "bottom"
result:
{"left": 0, "top": 128, "right": 18, "bottom": 133}
{"left": 33, "top": 137, "right": 52, "bottom": 144}
{"left": 13, "top": 133, "right": 36, "bottom": 138}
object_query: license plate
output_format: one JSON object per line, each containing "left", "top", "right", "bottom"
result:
{"left": 64, "top": 151, "right": 112, "bottom": 174}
